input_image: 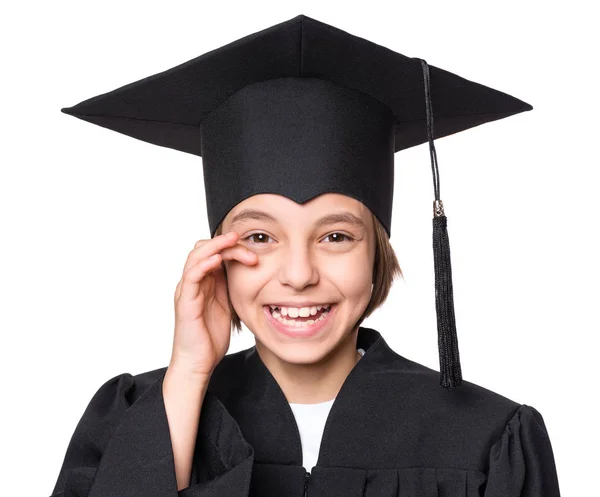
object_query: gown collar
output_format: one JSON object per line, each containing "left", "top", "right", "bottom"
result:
{"left": 213, "top": 326, "right": 405, "bottom": 468}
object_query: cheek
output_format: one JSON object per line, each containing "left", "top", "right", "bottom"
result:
{"left": 324, "top": 251, "right": 373, "bottom": 297}
{"left": 224, "top": 260, "right": 266, "bottom": 303}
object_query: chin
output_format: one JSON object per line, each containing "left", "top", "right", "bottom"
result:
{"left": 256, "top": 316, "right": 347, "bottom": 367}
{"left": 263, "top": 341, "right": 330, "bottom": 365}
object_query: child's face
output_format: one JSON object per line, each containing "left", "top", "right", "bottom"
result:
{"left": 222, "top": 192, "right": 375, "bottom": 364}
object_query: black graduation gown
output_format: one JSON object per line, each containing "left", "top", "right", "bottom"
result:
{"left": 50, "top": 326, "right": 561, "bottom": 497}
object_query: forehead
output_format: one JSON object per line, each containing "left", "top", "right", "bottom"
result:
{"left": 225, "top": 193, "right": 369, "bottom": 223}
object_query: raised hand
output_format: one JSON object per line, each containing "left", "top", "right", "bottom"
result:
{"left": 170, "top": 231, "right": 258, "bottom": 377}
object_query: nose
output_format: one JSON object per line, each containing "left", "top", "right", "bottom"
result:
{"left": 277, "top": 243, "right": 319, "bottom": 290}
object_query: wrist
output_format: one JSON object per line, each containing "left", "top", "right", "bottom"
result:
{"left": 165, "top": 360, "right": 213, "bottom": 390}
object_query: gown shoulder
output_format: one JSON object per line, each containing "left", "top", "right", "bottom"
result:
{"left": 49, "top": 367, "right": 254, "bottom": 497}
{"left": 483, "top": 403, "right": 561, "bottom": 497}
{"left": 371, "top": 357, "right": 562, "bottom": 496}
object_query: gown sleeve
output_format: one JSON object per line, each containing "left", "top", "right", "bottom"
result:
{"left": 484, "top": 404, "right": 561, "bottom": 497}
{"left": 49, "top": 369, "right": 254, "bottom": 497}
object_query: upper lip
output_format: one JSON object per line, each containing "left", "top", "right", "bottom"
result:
{"left": 266, "top": 302, "right": 335, "bottom": 308}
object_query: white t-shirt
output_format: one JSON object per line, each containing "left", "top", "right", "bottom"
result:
{"left": 288, "top": 348, "right": 365, "bottom": 471}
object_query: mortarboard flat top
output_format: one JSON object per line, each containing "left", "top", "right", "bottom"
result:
{"left": 62, "top": 14, "right": 531, "bottom": 156}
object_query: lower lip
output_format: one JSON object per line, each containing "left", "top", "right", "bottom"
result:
{"left": 264, "top": 304, "right": 337, "bottom": 338}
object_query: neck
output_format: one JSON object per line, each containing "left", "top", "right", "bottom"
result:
{"left": 256, "top": 327, "right": 360, "bottom": 404}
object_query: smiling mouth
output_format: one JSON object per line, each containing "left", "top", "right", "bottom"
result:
{"left": 266, "top": 304, "right": 334, "bottom": 326}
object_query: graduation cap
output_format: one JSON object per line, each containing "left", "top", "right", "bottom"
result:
{"left": 61, "top": 14, "right": 532, "bottom": 389}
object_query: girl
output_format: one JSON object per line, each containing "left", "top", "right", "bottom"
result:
{"left": 52, "top": 14, "right": 561, "bottom": 497}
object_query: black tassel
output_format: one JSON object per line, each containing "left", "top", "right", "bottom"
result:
{"left": 416, "top": 58, "right": 463, "bottom": 388}
{"left": 433, "top": 207, "right": 462, "bottom": 388}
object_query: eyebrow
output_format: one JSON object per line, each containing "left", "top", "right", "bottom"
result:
{"left": 229, "top": 209, "right": 366, "bottom": 229}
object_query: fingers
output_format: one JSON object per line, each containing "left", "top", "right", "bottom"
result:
{"left": 184, "top": 232, "right": 237, "bottom": 273}
{"left": 216, "top": 244, "right": 258, "bottom": 265}
{"left": 175, "top": 232, "right": 257, "bottom": 302}
{"left": 185, "top": 232, "right": 257, "bottom": 273}
{"left": 178, "top": 252, "right": 223, "bottom": 303}
{"left": 175, "top": 253, "right": 222, "bottom": 302}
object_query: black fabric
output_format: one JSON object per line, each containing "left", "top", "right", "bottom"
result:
{"left": 433, "top": 214, "right": 462, "bottom": 387}
{"left": 200, "top": 77, "right": 396, "bottom": 237}
{"left": 60, "top": 14, "right": 532, "bottom": 238}
{"left": 50, "top": 327, "right": 561, "bottom": 497}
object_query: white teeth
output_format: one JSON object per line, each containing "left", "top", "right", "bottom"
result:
{"left": 268, "top": 304, "right": 331, "bottom": 312}
{"left": 299, "top": 307, "right": 310, "bottom": 317}
{"left": 267, "top": 304, "right": 333, "bottom": 329}
{"left": 271, "top": 306, "right": 330, "bottom": 328}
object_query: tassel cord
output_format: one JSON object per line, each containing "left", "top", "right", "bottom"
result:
{"left": 414, "top": 57, "right": 463, "bottom": 388}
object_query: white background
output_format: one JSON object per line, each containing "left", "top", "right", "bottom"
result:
{"left": 1, "top": 1, "right": 597, "bottom": 494}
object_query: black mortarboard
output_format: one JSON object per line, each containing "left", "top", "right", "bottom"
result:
{"left": 61, "top": 14, "right": 532, "bottom": 388}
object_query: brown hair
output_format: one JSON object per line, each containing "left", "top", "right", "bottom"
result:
{"left": 215, "top": 211, "right": 403, "bottom": 334}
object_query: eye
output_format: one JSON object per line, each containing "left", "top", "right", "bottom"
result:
{"left": 322, "top": 232, "right": 354, "bottom": 243}
{"left": 243, "top": 232, "right": 274, "bottom": 244}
